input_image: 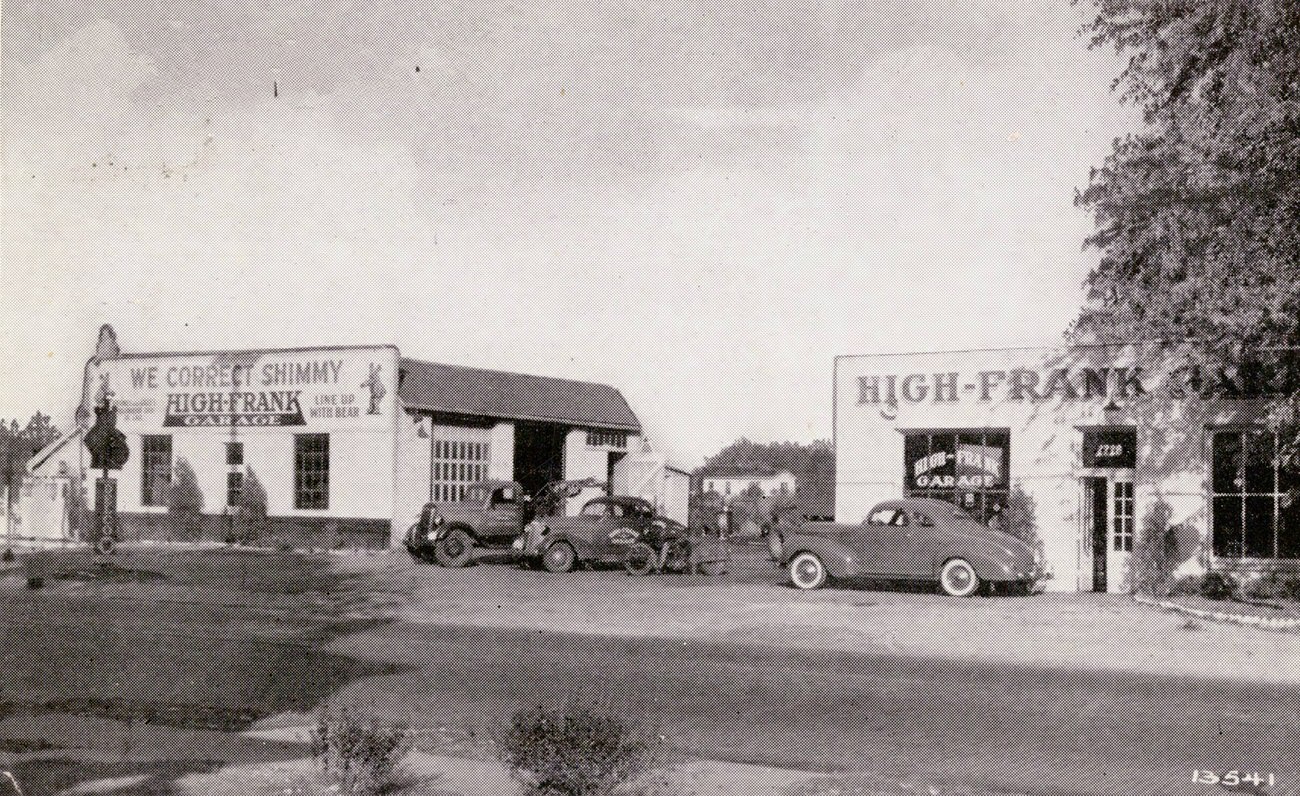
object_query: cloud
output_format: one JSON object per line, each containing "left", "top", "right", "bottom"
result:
{"left": 1, "top": 3, "right": 1132, "bottom": 462}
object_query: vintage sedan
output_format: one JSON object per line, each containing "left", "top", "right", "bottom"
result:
{"left": 772, "top": 498, "right": 1041, "bottom": 596}
{"left": 514, "top": 495, "right": 686, "bottom": 573}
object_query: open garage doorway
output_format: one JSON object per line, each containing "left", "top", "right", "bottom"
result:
{"left": 513, "top": 422, "right": 567, "bottom": 497}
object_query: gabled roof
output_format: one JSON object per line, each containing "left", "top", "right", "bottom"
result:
{"left": 398, "top": 358, "right": 641, "bottom": 432}
{"left": 27, "top": 428, "right": 83, "bottom": 475}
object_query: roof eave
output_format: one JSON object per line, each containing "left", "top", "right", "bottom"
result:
{"left": 401, "top": 403, "right": 641, "bottom": 433}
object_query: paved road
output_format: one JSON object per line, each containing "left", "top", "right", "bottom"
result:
{"left": 337, "top": 621, "right": 1300, "bottom": 796}
{"left": 332, "top": 556, "right": 1300, "bottom": 796}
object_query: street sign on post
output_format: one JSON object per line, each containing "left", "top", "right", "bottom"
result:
{"left": 84, "top": 394, "right": 129, "bottom": 554}
{"left": 84, "top": 405, "right": 129, "bottom": 471}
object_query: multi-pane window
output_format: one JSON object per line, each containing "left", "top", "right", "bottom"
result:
{"left": 1212, "top": 430, "right": 1299, "bottom": 559}
{"left": 1113, "top": 481, "right": 1134, "bottom": 552}
{"left": 227, "top": 471, "right": 244, "bottom": 507}
{"left": 141, "top": 435, "right": 173, "bottom": 506}
{"left": 586, "top": 430, "right": 628, "bottom": 449}
{"left": 903, "top": 430, "right": 1010, "bottom": 525}
{"left": 431, "top": 438, "right": 490, "bottom": 502}
{"left": 226, "top": 442, "right": 244, "bottom": 466}
{"left": 294, "top": 434, "right": 329, "bottom": 510}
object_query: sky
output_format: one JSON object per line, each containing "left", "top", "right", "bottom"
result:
{"left": 1, "top": 0, "right": 1134, "bottom": 465}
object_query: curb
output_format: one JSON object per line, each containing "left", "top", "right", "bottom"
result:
{"left": 1133, "top": 593, "right": 1300, "bottom": 632}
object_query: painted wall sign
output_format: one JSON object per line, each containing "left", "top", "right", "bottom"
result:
{"left": 858, "top": 367, "right": 1147, "bottom": 406}
{"left": 857, "top": 362, "right": 1283, "bottom": 408}
{"left": 88, "top": 347, "right": 396, "bottom": 432}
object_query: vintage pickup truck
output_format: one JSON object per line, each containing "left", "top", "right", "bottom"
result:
{"left": 404, "top": 480, "right": 528, "bottom": 567}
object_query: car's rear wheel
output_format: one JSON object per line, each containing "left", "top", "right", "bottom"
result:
{"left": 788, "top": 552, "right": 827, "bottom": 590}
{"left": 434, "top": 529, "right": 474, "bottom": 568}
{"left": 624, "top": 541, "right": 657, "bottom": 575}
{"left": 542, "top": 541, "right": 577, "bottom": 573}
{"left": 939, "top": 558, "right": 980, "bottom": 597}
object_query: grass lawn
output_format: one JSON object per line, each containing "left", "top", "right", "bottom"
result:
{"left": 0, "top": 545, "right": 403, "bottom": 795}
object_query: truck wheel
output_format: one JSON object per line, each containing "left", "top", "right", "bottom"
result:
{"left": 542, "top": 541, "right": 576, "bottom": 573}
{"left": 661, "top": 540, "right": 690, "bottom": 573}
{"left": 434, "top": 529, "right": 475, "bottom": 568}
{"left": 625, "top": 542, "right": 658, "bottom": 575}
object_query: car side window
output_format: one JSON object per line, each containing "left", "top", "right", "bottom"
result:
{"left": 867, "top": 508, "right": 895, "bottom": 525}
{"left": 890, "top": 512, "right": 909, "bottom": 526}
{"left": 580, "top": 502, "right": 606, "bottom": 517}
{"left": 608, "top": 504, "right": 625, "bottom": 518}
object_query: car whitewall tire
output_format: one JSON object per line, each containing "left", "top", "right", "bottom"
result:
{"left": 939, "top": 558, "right": 980, "bottom": 597}
{"left": 542, "top": 541, "right": 577, "bottom": 573}
{"left": 788, "top": 552, "right": 827, "bottom": 590}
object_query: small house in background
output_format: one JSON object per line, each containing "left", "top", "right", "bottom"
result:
{"left": 699, "top": 466, "right": 796, "bottom": 499}
{"left": 611, "top": 439, "right": 691, "bottom": 525}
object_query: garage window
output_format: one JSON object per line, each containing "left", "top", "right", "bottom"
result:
{"left": 1211, "top": 430, "right": 1299, "bottom": 559}
{"left": 141, "top": 435, "right": 172, "bottom": 506}
{"left": 902, "top": 430, "right": 1009, "bottom": 524}
{"left": 294, "top": 434, "right": 329, "bottom": 510}
{"left": 431, "top": 437, "right": 489, "bottom": 502}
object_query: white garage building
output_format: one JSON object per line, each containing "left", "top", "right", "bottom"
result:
{"left": 834, "top": 342, "right": 1298, "bottom": 592}
{"left": 37, "top": 326, "right": 644, "bottom": 548}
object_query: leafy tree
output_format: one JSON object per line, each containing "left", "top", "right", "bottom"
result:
{"left": 1073, "top": 0, "right": 1300, "bottom": 462}
{"left": 233, "top": 467, "right": 269, "bottom": 544}
{"left": 167, "top": 458, "right": 205, "bottom": 541}
{"left": 0, "top": 413, "right": 62, "bottom": 506}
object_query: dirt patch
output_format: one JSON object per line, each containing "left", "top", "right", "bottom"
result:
{"left": 45, "top": 561, "right": 169, "bottom": 583}
{"left": 10, "top": 757, "right": 223, "bottom": 796}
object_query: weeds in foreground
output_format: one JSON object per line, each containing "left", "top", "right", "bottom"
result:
{"left": 493, "top": 701, "right": 675, "bottom": 796}
{"left": 310, "top": 707, "right": 412, "bottom": 796}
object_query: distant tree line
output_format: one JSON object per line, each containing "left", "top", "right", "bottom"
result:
{"left": 0, "top": 413, "right": 61, "bottom": 503}
{"left": 695, "top": 438, "right": 835, "bottom": 518}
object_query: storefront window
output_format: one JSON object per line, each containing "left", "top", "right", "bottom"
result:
{"left": 141, "top": 435, "right": 172, "bottom": 506}
{"left": 1212, "top": 430, "right": 1298, "bottom": 559}
{"left": 903, "top": 430, "right": 1009, "bottom": 524}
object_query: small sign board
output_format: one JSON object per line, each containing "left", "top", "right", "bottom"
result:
{"left": 1082, "top": 429, "right": 1137, "bottom": 468}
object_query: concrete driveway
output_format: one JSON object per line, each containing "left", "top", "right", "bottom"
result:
{"left": 346, "top": 547, "right": 1300, "bottom": 686}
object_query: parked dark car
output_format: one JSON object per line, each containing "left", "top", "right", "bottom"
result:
{"left": 404, "top": 480, "right": 528, "bottom": 567}
{"left": 771, "top": 497, "right": 1041, "bottom": 596}
{"left": 514, "top": 495, "right": 687, "bottom": 573}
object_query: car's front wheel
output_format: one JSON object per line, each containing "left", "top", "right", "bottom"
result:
{"left": 939, "top": 558, "right": 981, "bottom": 597}
{"left": 788, "top": 551, "right": 827, "bottom": 590}
{"left": 434, "top": 529, "right": 475, "bottom": 568}
{"left": 542, "top": 541, "right": 577, "bottom": 573}
{"left": 624, "top": 541, "right": 657, "bottom": 575}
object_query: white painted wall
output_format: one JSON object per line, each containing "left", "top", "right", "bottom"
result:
{"left": 80, "top": 346, "right": 400, "bottom": 522}
{"left": 489, "top": 422, "right": 515, "bottom": 481}
{"left": 393, "top": 409, "right": 434, "bottom": 544}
